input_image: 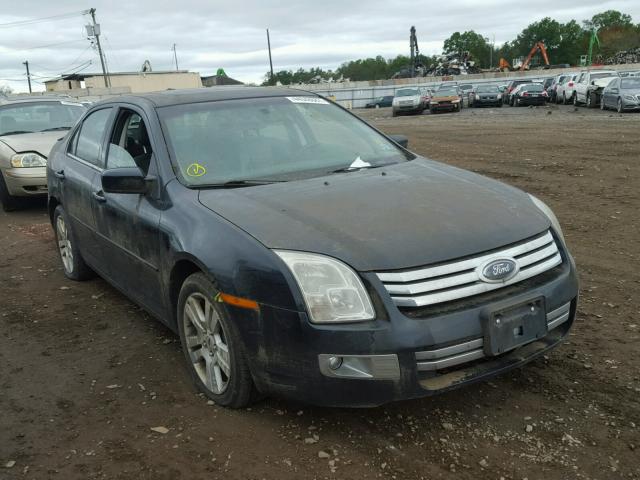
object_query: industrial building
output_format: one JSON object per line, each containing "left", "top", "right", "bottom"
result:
{"left": 44, "top": 70, "right": 202, "bottom": 93}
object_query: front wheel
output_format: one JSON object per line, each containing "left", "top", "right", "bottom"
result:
{"left": 178, "top": 273, "right": 257, "bottom": 408}
{"left": 0, "top": 173, "right": 19, "bottom": 212}
{"left": 53, "top": 205, "right": 93, "bottom": 280}
{"left": 617, "top": 98, "right": 623, "bottom": 114}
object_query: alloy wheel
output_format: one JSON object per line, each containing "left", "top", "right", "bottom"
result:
{"left": 617, "top": 99, "right": 623, "bottom": 114}
{"left": 183, "top": 293, "right": 231, "bottom": 394}
{"left": 56, "top": 215, "right": 74, "bottom": 274}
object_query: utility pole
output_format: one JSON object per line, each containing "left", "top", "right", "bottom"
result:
{"left": 266, "top": 29, "right": 274, "bottom": 84}
{"left": 23, "top": 61, "right": 32, "bottom": 93}
{"left": 172, "top": 43, "right": 179, "bottom": 71}
{"left": 88, "top": 8, "right": 110, "bottom": 87}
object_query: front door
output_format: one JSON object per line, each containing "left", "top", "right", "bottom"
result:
{"left": 91, "top": 107, "right": 164, "bottom": 316}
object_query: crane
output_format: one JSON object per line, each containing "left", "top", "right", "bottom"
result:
{"left": 410, "top": 26, "right": 420, "bottom": 77}
{"left": 520, "top": 42, "right": 550, "bottom": 71}
{"left": 586, "top": 28, "right": 600, "bottom": 66}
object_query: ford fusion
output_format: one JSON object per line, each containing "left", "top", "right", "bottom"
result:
{"left": 47, "top": 88, "right": 578, "bottom": 408}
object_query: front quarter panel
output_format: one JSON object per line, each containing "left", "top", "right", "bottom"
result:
{"left": 160, "top": 181, "right": 301, "bottom": 320}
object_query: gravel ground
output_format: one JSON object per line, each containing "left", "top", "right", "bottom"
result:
{"left": 1, "top": 103, "right": 638, "bottom": 480}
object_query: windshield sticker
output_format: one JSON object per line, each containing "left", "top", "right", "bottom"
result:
{"left": 286, "top": 96, "right": 329, "bottom": 105}
{"left": 186, "top": 163, "right": 207, "bottom": 177}
{"left": 61, "top": 101, "right": 84, "bottom": 107}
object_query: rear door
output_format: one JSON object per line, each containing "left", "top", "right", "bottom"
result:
{"left": 91, "top": 106, "right": 164, "bottom": 315}
{"left": 62, "top": 107, "right": 114, "bottom": 267}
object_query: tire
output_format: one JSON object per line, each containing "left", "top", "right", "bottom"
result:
{"left": 617, "top": 98, "right": 623, "bottom": 114}
{"left": 573, "top": 93, "right": 578, "bottom": 106}
{"left": 600, "top": 97, "right": 606, "bottom": 110}
{"left": 562, "top": 93, "right": 567, "bottom": 105}
{"left": 392, "top": 110, "right": 397, "bottom": 117}
{"left": 0, "top": 173, "right": 19, "bottom": 212}
{"left": 53, "top": 205, "right": 93, "bottom": 281}
{"left": 177, "top": 273, "right": 257, "bottom": 408}
{"left": 497, "top": 102, "right": 503, "bottom": 108}
{"left": 586, "top": 92, "right": 594, "bottom": 108}
{"left": 375, "top": 104, "right": 380, "bottom": 109}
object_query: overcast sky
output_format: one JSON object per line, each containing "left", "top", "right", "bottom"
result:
{"left": 1, "top": 0, "right": 639, "bottom": 92}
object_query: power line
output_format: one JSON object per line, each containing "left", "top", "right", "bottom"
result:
{"left": 0, "top": 10, "right": 88, "bottom": 29}
{"left": 2, "top": 38, "right": 85, "bottom": 53}
{"left": 29, "top": 45, "right": 93, "bottom": 74}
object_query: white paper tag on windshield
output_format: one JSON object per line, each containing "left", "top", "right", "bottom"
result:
{"left": 286, "top": 96, "right": 329, "bottom": 105}
{"left": 61, "top": 101, "right": 84, "bottom": 107}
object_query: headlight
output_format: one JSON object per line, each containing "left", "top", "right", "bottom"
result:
{"left": 623, "top": 95, "right": 635, "bottom": 101}
{"left": 452, "top": 98, "right": 460, "bottom": 103}
{"left": 11, "top": 152, "right": 47, "bottom": 168}
{"left": 431, "top": 101, "right": 439, "bottom": 105}
{"left": 275, "top": 250, "right": 375, "bottom": 324}
{"left": 529, "top": 194, "right": 564, "bottom": 241}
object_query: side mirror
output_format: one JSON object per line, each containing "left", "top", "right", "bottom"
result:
{"left": 389, "top": 134, "right": 409, "bottom": 148}
{"left": 102, "top": 167, "right": 150, "bottom": 194}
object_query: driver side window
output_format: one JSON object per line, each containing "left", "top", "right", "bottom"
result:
{"left": 106, "top": 109, "right": 153, "bottom": 174}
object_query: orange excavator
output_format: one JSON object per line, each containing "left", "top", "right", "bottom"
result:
{"left": 520, "top": 42, "right": 550, "bottom": 71}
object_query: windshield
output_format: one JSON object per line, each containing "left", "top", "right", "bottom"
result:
{"left": 621, "top": 78, "right": 640, "bottom": 88}
{"left": 159, "top": 96, "right": 411, "bottom": 186}
{"left": 435, "top": 88, "right": 458, "bottom": 96}
{"left": 396, "top": 89, "right": 420, "bottom": 97}
{"left": 0, "top": 101, "right": 85, "bottom": 136}
{"left": 477, "top": 85, "right": 499, "bottom": 93}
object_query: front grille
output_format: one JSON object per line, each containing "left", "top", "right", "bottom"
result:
{"left": 376, "top": 231, "right": 562, "bottom": 308}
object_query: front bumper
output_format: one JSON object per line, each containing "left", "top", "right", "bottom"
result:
{"left": 430, "top": 102, "right": 460, "bottom": 111}
{"left": 240, "top": 253, "right": 579, "bottom": 407}
{"left": 622, "top": 99, "right": 640, "bottom": 111}
{"left": 393, "top": 104, "right": 423, "bottom": 114}
{"left": 472, "top": 98, "right": 501, "bottom": 106}
{"left": 2, "top": 167, "right": 48, "bottom": 196}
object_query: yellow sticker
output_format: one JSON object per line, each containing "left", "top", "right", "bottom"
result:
{"left": 186, "top": 163, "right": 207, "bottom": 177}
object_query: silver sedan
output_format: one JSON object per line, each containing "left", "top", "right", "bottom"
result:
{"left": 601, "top": 77, "right": 640, "bottom": 113}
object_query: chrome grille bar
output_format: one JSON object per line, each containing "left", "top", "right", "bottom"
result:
{"left": 376, "top": 231, "right": 562, "bottom": 308}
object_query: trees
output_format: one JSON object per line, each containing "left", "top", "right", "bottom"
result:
{"left": 443, "top": 31, "right": 491, "bottom": 67}
{"left": 585, "top": 10, "right": 633, "bottom": 30}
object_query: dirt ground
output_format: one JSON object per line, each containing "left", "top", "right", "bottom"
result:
{"left": 1, "top": 103, "right": 639, "bottom": 480}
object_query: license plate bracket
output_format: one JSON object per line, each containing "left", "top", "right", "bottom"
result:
{"left": 483, "top": 297, "right": 547, "bottom": 357}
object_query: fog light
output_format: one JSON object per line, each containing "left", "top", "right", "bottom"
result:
{"left": 327, "top": 356, "right": 343, "bottom": 370}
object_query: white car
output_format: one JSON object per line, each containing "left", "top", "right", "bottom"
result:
{"left": 573, "top": 70, "right": 620, "bottom": 108}
{"left": 555, "top": 74, "right": 579, "bottom": 104}
{"left": 392, "top": 88, "right": 426, "bottom": 117}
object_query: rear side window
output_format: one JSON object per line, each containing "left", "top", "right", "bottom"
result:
{"left": 74, "top": 108, "right": 112, "bottom": 167}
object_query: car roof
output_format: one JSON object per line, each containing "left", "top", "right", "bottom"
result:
{"left": 106, "top": 87, "right": 316, "bottom": 108}
{"left": 0, "top": 96, "right": 82, "bottom": 106}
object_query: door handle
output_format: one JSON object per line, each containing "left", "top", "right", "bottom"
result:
{"left": 92, "top": 191, "right": 106, "bottom": 203}
{"left": 54, "top": 170, "right": 65, "bottom": 179}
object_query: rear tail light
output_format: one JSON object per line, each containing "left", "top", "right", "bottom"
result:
{"left": 523, "top": 92, "right": 529, "bottom": 96}
{"left": 542, "top": 91, "right": 548, "bottom": 96}
{"left": 568, "top": 82, "right": 574, "bottom": 87}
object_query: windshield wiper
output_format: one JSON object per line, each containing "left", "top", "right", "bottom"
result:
{"left": 40, "top": 126, "right": 71, "bottom": 132}
{"left": 200, "top": 179, "right": 286, "bottom": 188}
{"left": 0, "top": 130, "right": 33, "bottom": 136}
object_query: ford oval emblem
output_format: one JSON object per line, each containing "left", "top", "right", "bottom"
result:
{"left": 478, "top": 258, "right": 519, "bottom": 283}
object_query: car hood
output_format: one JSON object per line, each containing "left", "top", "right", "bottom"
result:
{"left": 198, "top": 158, "right": 550, "bottom": 271}
{"left": 393, "top": 96, "right": 420, "bottom": 103}
{"left": 0, "top": 131, "right": 63, "bottom": 157}
{"left": 593, "top": 76, "right": 618, "bottom": 88}
{"left": 432, "top": 95, "right": 459, "bottom": 101}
